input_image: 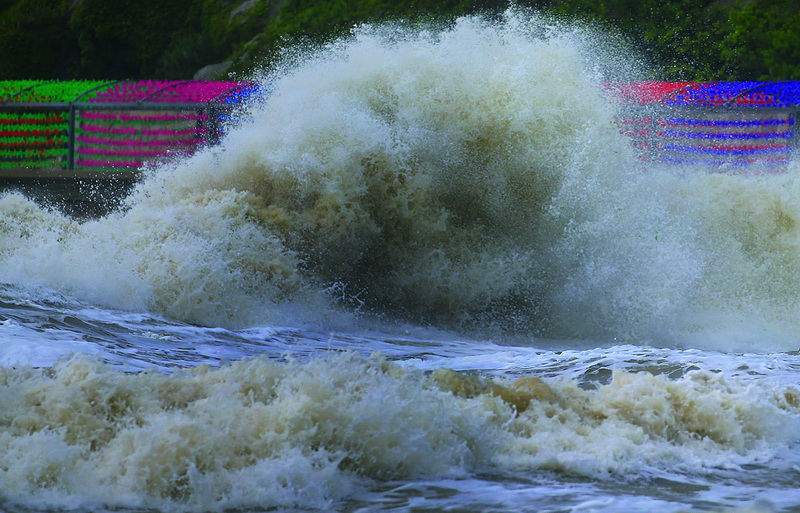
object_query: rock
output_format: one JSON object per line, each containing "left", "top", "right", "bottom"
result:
{"left": 193, "top": 61, "right": 234, "bottom": 81}
{"left": 229, "top": 0, "right": 263, "bottom": 24}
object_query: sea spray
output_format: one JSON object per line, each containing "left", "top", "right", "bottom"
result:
{"left": 658, "top": 170, "right": 800, "bottom": 350}
{"left": 0, "top": 11, "right": 800, "bottom": 348}
{"left": 0, "top": 12, "right": 671, "bottom": 332}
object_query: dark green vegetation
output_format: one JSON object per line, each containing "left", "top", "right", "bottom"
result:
{"left": 0, "top": 0, "right": 796, "bottom": 81}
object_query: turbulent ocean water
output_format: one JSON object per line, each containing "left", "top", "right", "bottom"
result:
{"left": 1, "top": 11, "right": 800, "bottom": 513}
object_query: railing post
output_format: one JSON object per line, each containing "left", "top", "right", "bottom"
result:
{"left": 197, "top": 105, "right": 209, "bottom": 146}
{"left": 650, "top": 107, "right": 659, "bottom": 162}
{"left": 205, "top": 104, "right": 220, "bottom": 146}
{"left": 203, "top": 105, "right": 213, "bottom": 146}
{"left": 67, "top": 103, "right": 76, "bottom": 170}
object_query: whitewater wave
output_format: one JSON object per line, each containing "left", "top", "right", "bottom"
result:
{"left": 0, "top": 353, "right": 796, "bottom": 511}
{"left": 1, "top": 11, "right": 800, "bottom": 349}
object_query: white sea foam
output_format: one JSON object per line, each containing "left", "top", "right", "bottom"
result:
{"left": 0, "top": 353, "right": 796, "bottom": 511}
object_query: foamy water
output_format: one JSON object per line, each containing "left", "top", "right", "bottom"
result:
{"left": 0, "top": 9, "right": 799, "bottom": 513}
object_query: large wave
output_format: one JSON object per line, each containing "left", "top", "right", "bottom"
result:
{"left": 2, "top": 11, "right": 800, "bottom": 348}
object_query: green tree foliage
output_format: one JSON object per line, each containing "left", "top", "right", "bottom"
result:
{"left": 0, "top": 0, "right": 798, "bottom": 80}
{"left": 235, "top": 0, "right": 504, "bottom": 73}
{"left": 68, "top": 0, "right": 206, "bottom": 78}
{"left": 543, "top": 0, "right": 735, "bottom": 80}
{"left": 0, "top": 0, "right": 79, "bottom": 79}
{"left": 723, "top": 0, "right": 800, "bottom": 79}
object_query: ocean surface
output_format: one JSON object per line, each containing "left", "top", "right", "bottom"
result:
{"left": 1, "top": 11, "right": 799, "bottom": 513}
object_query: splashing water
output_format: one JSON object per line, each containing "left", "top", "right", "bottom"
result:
{"left": 1, "top": 12, "right": 799, "bottom": 349}
{"left": 0, "top": 353, "right": 797, "bottom": 511}
{"left": 1, "top": 10, "right": 800, "bottom": 513}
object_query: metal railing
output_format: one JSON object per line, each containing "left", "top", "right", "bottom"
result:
{"left": 0, "top": 80, "right": 260, "bottom": 177}
{"left": 618, "top": 104, "right": 798, "bottom": 171}
{"left": 4, "top": 80, "right": 800, "bottom": 177}
{"left": 0, "top": 101, "right": 242, "bottom": 175}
